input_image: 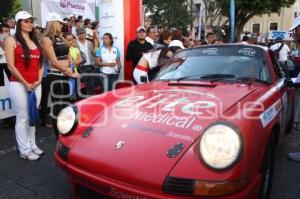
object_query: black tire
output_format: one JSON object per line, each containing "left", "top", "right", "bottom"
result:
{"left": 259, "top": 138, "right": 274, "bottom": 199}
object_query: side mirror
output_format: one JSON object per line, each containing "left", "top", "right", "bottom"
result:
{"left": 288, "top": 77, "right": 300, "bottom": 88}
{"left": 284, "top": 78, "right": 294, "bottom": 87}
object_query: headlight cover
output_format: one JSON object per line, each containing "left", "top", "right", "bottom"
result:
{"left": 200, "top": 123, "right": 242, "bottom": 170}
{"left": 57, "top": 106, "right": 78, "bottom": 135}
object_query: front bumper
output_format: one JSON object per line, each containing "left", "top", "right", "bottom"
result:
{"left": 56, "top": 153, "right": 261, "bottom": 199}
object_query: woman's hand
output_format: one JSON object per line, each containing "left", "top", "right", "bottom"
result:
{"left": 70, "top": 72, "right": 80, "bottom": 78}
{"left": 24, "top": 83, "right": 33, "bottom": 91}
{"left": 105, "top": 62, "right": 117, "bottom": 67}
{"left": 32, "top": 80, "right": 41, "bottom": 89}
{"left": 63, "top": 68, "right": 73, "bottom": 76}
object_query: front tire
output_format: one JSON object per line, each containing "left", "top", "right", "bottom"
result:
{"left": 259, "top": 138, "right": 274, "bottom": 199}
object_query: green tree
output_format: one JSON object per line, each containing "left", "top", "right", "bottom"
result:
{"left": 0, "top": 0, "right": 22, "bottom": 22}
{"left": 143, "top": 0, "right": 194, "bottom": 36}
{"left": 217, "top": 0, "right": 296, "bottom": 40}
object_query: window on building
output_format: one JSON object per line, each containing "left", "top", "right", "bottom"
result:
{"left": 295, "top": 12, "right": 298, "bottom": 18}
{"left": 270, "top": 23, "right": 278, "bottom": 31}
{"left": 252, "top": 24, "right": 260, "bottom": 34}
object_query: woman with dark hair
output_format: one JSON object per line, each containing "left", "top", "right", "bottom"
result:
{"left": 96, "top": 33, "right": 121, "bottom": 91}
{"left": 91, "top": 21, "right": 100, "bottom": 50}
{"left": 5, "top": 11, "right": 44, "bottom": 160}
{"left": 41, "top": 12, "right": 78, "bottom": 138}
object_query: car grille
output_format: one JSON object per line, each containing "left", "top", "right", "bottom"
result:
{"left": 75, "top": 184, "right": 110, "bottom": 199}
{"left": 58, "top": 144, "right": 70, "bottom": 161}
{"left": 163, "top": 177, "right": 195, "bottom": 195}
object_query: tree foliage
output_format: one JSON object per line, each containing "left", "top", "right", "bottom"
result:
{"left": 143, "top": 0, "right": 194, "bottom": 35}
{"left": 216, "top": 0, "right": 296, "bottom": 39}
{"left": 0, "top": 0, "right": 22, "bottom": 22}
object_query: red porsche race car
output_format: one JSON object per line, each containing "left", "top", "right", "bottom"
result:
{"left": 55, "top": 44, "right": 298, "bottom": 199}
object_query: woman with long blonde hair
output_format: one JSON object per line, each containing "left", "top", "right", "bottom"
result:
{"left": 41, "top": 12, "right": 78, "bottom": 138}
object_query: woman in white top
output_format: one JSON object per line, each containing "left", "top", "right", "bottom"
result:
{"left": 133, "top": 38, "right": 184, "bottom": 84}
{"left": 96, "top": 33, "right": 121, "bottom": 91}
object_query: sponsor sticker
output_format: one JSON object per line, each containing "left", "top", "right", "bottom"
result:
{"left": 238, "top": 48, "right": 256, "bottom": 57}
{"left": 202, "top": 48, "right": 218, "bottom": 55}
{"left": 260, "top": 99, "right": 282, "bottom": 128}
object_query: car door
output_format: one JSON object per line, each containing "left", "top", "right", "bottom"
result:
{"left": 269, "top": 50, "right": 294, "bottom": 135}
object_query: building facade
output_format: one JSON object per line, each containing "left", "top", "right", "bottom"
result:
{"left": 243, "top": 0, "right": 300, "bottom": 38}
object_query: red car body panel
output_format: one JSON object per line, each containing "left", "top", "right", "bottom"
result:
{"left": 55, "top": 45, "right": 296, "bottom": 198}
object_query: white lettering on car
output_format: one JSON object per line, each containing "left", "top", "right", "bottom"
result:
{"left": 238, "top": 48, "right": 257, "bottom": 57}
{"left": 260, "top": 99, "right": 282, "bottom": 128}
{"left": 202, "top": 48, "right": 218, "bottom": 55}
{"left": 116, "top": 90, "right": 217, "bottom": 132}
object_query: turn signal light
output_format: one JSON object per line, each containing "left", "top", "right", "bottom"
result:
{"left": 193, "top": 179, "right": 247, "bottom": 196}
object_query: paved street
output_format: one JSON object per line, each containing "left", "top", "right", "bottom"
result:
{"left": 0, "top": 122, "right": 300, "bottom": 199}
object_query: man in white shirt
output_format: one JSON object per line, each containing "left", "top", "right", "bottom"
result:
{"left": 270, "top": 37, "right": 291, "bottom": 77}
{"left": 146, "top": 26, "right": 158, "bottom": 46}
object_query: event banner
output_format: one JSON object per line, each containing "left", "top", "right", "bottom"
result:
{"left": 268, "top": 31, "right": 293, "bottom": 41}
{"left": 98, "top": 0, "right": 125, "bottom": 79}
{"left": 40, "top": 0, "right": 96, "bottom": 27}
{"left": 0, "top": 72, "right": 15, "bottom": 119}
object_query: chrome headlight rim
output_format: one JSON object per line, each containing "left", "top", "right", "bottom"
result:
{"left": 57, "top": 105, "right": 78, "bottom": 135}
{"left": 199, "top": 121, "right": 243, "bottom": 171}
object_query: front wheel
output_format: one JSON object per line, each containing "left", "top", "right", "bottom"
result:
{"left": 259, "top": 138, "right": 274, "bottom": 199}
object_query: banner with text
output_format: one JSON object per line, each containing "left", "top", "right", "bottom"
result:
{"left": 40, "top": 0, "right": 96, "bottom": 27}
{"left": 0, "top": 72, "right": 15, "bottom": 119}
{"left": 98, "top": 0, "right": 125, "bottom": 79}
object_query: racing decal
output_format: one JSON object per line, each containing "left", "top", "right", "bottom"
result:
{"left": 260, "top": 99, "right": 282, "bottom": 128}
{"left": 238, "top": 48, "right": 256, "bottom": 57}
{"left": 130, "top": 111, "right": 197, "bottom": 129}
{"left": 110, "top": 188, "right": 148, "bottom": 199}
{"left": 202, "top": 48, "right": 218, "bottom": 55}
{"left": 123, "top": 123, "right": 195, "bottom": 142}
{"left": 116, "top": 90, "right": 217, "bottom": 132}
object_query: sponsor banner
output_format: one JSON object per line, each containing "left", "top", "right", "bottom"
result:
{"left": 268, "top": 31, "right": 293, "bottom": 41}
{"left": 0, "top": 72, "right": 15, "bottom": 119}
{"left": 98, "top": 0, "right": 125, "bottom": 79}
{"left": 40, "top": 0, "right": 96, "bottom": 27}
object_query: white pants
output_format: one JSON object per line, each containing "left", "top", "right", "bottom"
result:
{"left": 133, "top": 68, "right": 149, "bottom": 84}
{"left": 9, "top": 82, "right": 41, "bottom": 154}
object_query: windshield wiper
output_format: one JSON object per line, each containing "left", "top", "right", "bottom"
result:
{"left": 175, "top": 74, "right": 236, "bottom": 81}
{"left": 234, "top": 77, "right": 270, "bottom": 85}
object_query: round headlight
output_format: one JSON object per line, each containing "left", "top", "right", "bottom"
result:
{"left": 200, "top": 124, "right": 242, "bottom": 170}
{"left": 57, "top": 106, "right": 77, "bottom": 135}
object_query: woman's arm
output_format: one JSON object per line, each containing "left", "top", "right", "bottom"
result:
{"left": 5, "top": 37, "right": 32, "bottom": 90}
{"left": 95, "top": 56, "right": 116, "bottom": 67}
{"left": 32, "top": 63, "right": 44, "bottom": 89}
{"left": 116, "top": 57, "right": 121, "bottom": 70}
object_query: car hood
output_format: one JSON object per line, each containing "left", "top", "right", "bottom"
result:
{"left": 68, "top": 81, "right": 259, "bottom": 190}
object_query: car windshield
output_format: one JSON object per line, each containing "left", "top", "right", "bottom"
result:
{"left": 155, "top": 45, "right": 271, "bottom": 83}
